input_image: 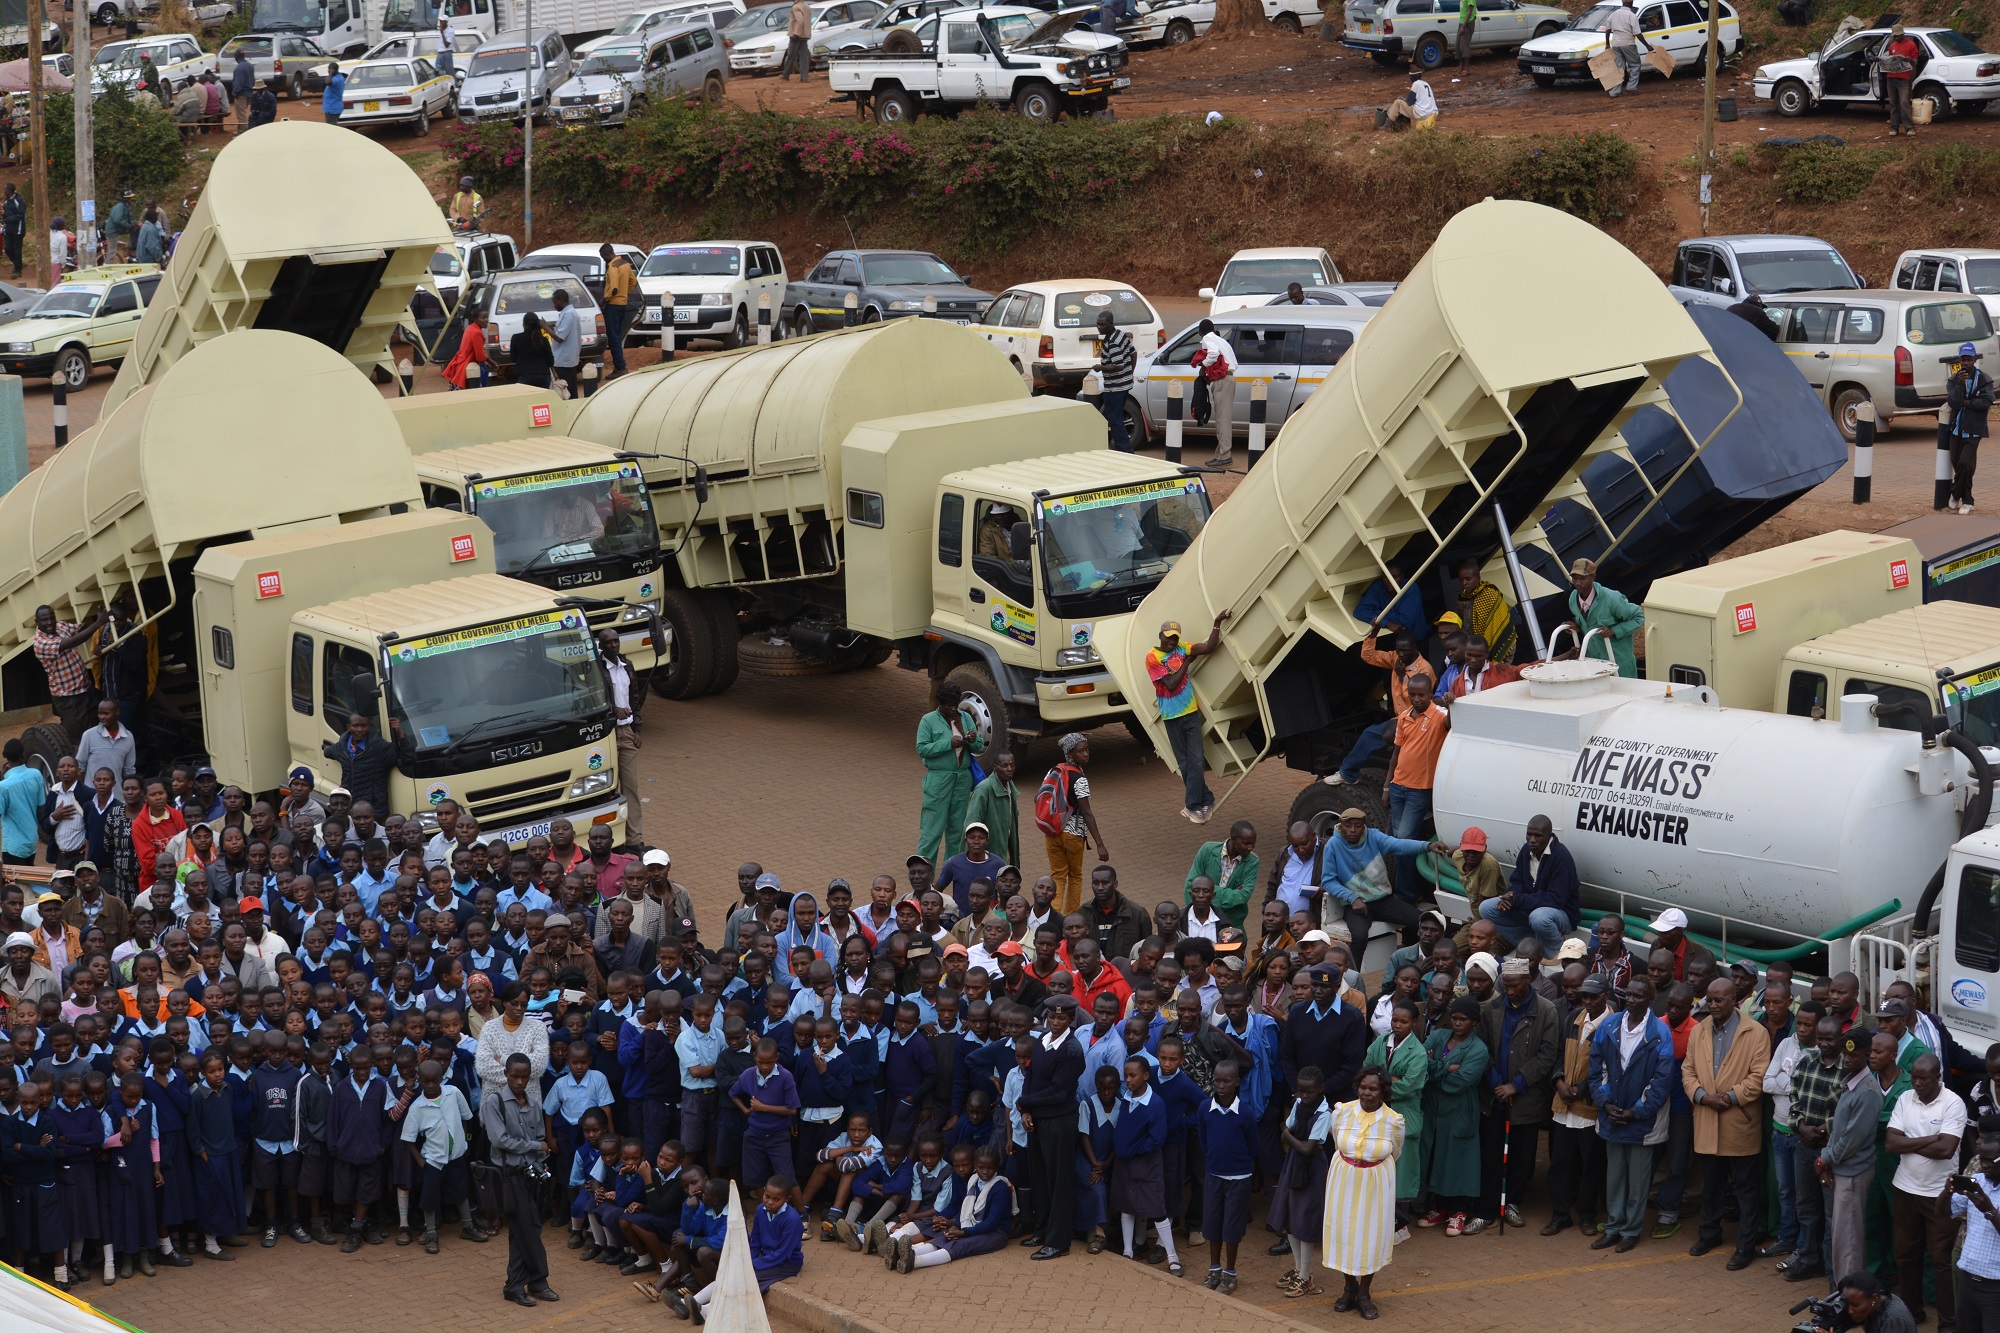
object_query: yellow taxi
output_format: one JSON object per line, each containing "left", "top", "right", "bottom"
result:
{"left": 336, "top": 57, "right": 458, "bottom": 135}
{"left": 0, "top": 263, "right": 163, "bottom": 390}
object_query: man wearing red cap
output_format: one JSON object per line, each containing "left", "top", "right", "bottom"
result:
{"left": 1451, "top": 827, "right": 1505, "bottom": 946}
{"left": 238, "top": 896, "right": 290, "bottom": 976}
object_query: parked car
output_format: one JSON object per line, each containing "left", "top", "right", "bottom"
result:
{"left": 1347, "top": 0, "right": 1570, "bottom": 70}
{"left": 0, "top": 280, "right": 40, "bottom": 325}
{"left": 517, "top": 242, "right": 649, "bottom": 303}
{"left": 465, "top": 268, "right": 606, "bottom": 372}
{"left": 1119, "top": 0, "right": 1321, "bottom": 47}
{"left": 728, "top": 0, "right": 883, "bottom": 73}
{"left": 334, "top": 56, "right": 456, "bottom": 133}
{"left": 1264, "top": 282, "right": 1398, "bottom": 307}
{"left": 557, "top": 25, "right": 727, "bottom": 125}
{"left": 456, "top": 26, "right": 573, "bottom": 123}
{"left": 429, "top": 230, "right": 518, "bottom": 310}
{"left": 783, "top": 248, "right": 990, "bottom": 335}
{"left": 1666, "top": 234, "right": 1862, "bottom": 308}
{"left": 1753, "top": 25, "right": 2000, "bottom": 118}
{"left": 580, "top": 0, "right": 744, "bottom": 54}
{"left": 971, "top": 280, "right": 1164, "bottom": 393}
{"left": 0, "top": 264, "right": 163, "bottom": 390}
{"left": 634, "top": 241, "right": 788, "bottom": 349}
{"left": 1132, "top": 305, "right": 1376, "bottom": 445}
{"left": 91, "top": 34, "right": 211, "bottom": 94}
{"left": 1200, "top": 247, "right": 1341, "bottom": 317}
{"left": 828, "top": 5, "right": 1126, "bottom": 121}
{"left": 1892, "top": 249, "right": 2000, "bottom": 323}
{"left": 363, "top": 28, "right": 483, "bottom": 68}
{"left": 1759, "top": 290, "right": 1998, "bottom": 441}
{"left": 212, "top": 31, "right": 334, "bottom": 98}
{"left": 1516, "top": 0, "right": 1737, "bottom": 86}
{"left": 811, "top": 0, "right": 951, "bottom": 64}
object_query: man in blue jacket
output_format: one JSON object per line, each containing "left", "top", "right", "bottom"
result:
{"left": 1318, "top": 807, "right": 1448, "bottom": 949}
{"left": 1589, "top": 975, "right": 1676, "bottom": 1253}
{"left": 1479, "top": 814, "right": 1581, "bottom": 959}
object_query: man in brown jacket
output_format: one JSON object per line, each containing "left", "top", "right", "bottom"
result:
{"left": 1683, "top": 974, "right": 1771, "bottom": 1268}
{"left": 1546, "top": 969, "right": 1610, "bottom": 1235}
{"left": 523, "top": 913, "right": 606, "bottom": 1003}
{"left": 1476, "top": 956, "right": 1561, "bottom": 1230}
{"left": 780, "top": 0, "right": 812, "bottom": 81}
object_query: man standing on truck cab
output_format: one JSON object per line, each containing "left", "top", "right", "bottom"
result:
{"left": 1146, "top": 613, "right": 1229, "bottom": 824}
{"left": 781, "top": 0, "right": 813, "bottom": 81}
{"left": 915, "top": 683, "right": 985, "bottom": 870}
{"left": 1561, "top": 558, "right": 1645, "bottom": 678}
{"left": 1947, "top": 342, "right": 1991, "bottom": 516}
{"left": 597, "top": 629, "right": 643, "bottom": 849}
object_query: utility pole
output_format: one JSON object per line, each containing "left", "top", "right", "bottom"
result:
{"left": 522, "top": 0, "right": 534, "bottom": 250}
{"left": 1699, "top": 0, "right": 1719, "bottom": 235}
{"left": 72, "top": 0, "right": 95, "bottom": 268}
{"left": 25, "top": 0, "right": 49, "bottom": 289}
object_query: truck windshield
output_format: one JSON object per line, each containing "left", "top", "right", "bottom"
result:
{"left": 382, "top": 0, "right": 439, "bottom": 27}
{"left": 468, "top": 463, "right": 659, "bottom": 575}
{"left": 386, "top": 610, "right": 610, "bottom": 752}
{"left": 1945, "top": 665, "right": 2000, "bottom": 746}
{"left": 253, "top": 0, "right": 323, "bottom": 30}
{"left": 1736, "top": 248, "right": 1858, "bottom": 294}
{"left": 1037, "top": 477, "right": 1210, "bottom": 615}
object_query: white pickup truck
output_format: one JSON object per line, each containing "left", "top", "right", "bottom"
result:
{"left": 828, "top": 5, "right": 1129, "bottom": 124}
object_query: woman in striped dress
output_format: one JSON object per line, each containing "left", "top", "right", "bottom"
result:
{"left": 1321, "top": 1067, "right": 1405, "bottom": 1320}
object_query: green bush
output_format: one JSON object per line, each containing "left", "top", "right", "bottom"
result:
{"left": 42, "top": 85, "right": 188, "bottom": 203}
{"left": 1499, "top": 132, "right": 1641, "bottom": 223}
{"left": 1773, "top": 141, "right": 1886, "bottom": 205}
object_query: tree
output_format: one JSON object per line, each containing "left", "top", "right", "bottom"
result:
{"left": 1206, "top": 0, "right": 1268, "bottom": 38}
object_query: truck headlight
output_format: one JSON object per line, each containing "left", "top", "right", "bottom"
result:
{"left": 410, "top": 810, "right": 441, "bottom": 832}
{"left": 1057, "top": 645, "right": 1101, "bottom": 667}
{"left": 700, "top": 293, "right": 729, "bottom": 307}
{"left": 618, "top": 598, "right": 660, "bottom": 623}
{"left": 567, "top": 771, "right": 615, "bottom": 801}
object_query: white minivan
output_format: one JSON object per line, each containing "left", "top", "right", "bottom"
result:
{"left": 634, "top": 241, "right": 789, "bottom": 350}
{"left": 971, "top": 280, "right": 1164, "bottom": 394}
{"left": 456, "top": 27, "right": 573, "bottom": 123}
{"left": 1759, "top": 290, "right": 1999, "bottom": 442}
{"left": 1199, "top": 247, "right": 1341, "bottom": 317}
{"left": 1893, "top": 249, "right": 2000, "bottom": 325}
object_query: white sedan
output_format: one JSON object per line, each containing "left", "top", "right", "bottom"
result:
{"left": 1752, "top": 26, "right": 2000, "bottom": 117}
{"left": 1515, "top": 0, "right": 1738, "bottom": 87}
{"left": 725, "top": 0, "right": 882, "bottom": 71}
{"left": 338, "top": 57, "right": 457, "bottom": 133}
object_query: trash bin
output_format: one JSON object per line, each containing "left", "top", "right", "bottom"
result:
{"left": 1716, "top": 96, "right": 1737, "bottom": 121}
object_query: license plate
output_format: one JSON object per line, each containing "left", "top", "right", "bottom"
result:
{"left": 1356, "top": 20, "right": 1372, "bottom": 30}
{"left": 951, "top": 317, "right": 971, "bottom": 325}
{"left": 1113, "top": 76, "right": 1131, "bottom": 87}
{"left": 363, "top": 100, "right": 381, "bottom": 111}
{"left": 562, "top": 107, "right": 589, "bottom": 118}
{"left": 1533, "top": 63, "right": 1554, "bottom": 72}
{"left": 673, "top": 308, "right": 697, "bottom": 322}
{"left": 644, "top": 306, "right": 662, "bottom": 324}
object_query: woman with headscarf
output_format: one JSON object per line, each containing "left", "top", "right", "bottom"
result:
{"left": 1417, "top": 995, "right": 1488, "bottom": 1238}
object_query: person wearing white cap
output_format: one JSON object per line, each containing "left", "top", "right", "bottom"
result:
{"left": 1, "top": 929, "right": 58, "bottom": 1007}
{"left": 1647, "top": 907, "right": 1717, "bottom": 983}
{"left": 642, "top": 847, "right": 698, "bottom": 928}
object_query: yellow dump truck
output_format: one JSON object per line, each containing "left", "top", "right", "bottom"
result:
{"left": 0, "top": 331, "right": 628, "bottom": 844}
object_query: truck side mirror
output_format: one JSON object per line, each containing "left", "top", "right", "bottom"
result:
{"left": 645, "top": 610, "right": 667, "bottom": 660}
{"left": 1008, "top": 521, "right": 1031, "bottom": 562}
{"left": 1713, "top": 276, "right": 1734, "bottom": 295}
{"left": 693, "top": 464, "right": 710, "bottom": 505}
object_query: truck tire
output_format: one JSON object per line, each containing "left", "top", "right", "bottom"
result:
{"left": 1831, "top": 385, "right": 1871, "bottom": 444}
{"left": 21, "top": 722, "right": 73, "bottom": 785}
{"left": 1413, "top": 32, "right": 1446, "bottom": 69}
{"left": 1013, "top": 82, "right": 1057, "bottom": 123}
{"left": 1774, "top": 79, "right": 1810, "bottom": 117}
{"left": 788, "top": 305, "right": 815, "bottom": 338}
{"left": 54, "top": 345, "right": 89, "bottom": 391}
{"left": 874, "top": 87, "right": 916, "bottom": 123}
{"left": 1272, "top": 11, "right": 1301, "bottom": 32}
{"left": 653, "top": 588, "right": 722, "bottom": 699}
{"left": 699, "top": 590, "right": 741, "bottom": 693}
{"left": 942, "top": 662, "right": 1013, "bottom": 753}
{"left": 1287, "top": 777, "right": 1389, "bottom": 846}
{"left": 1165, "top": 18, "right": 1194, "bottom": 44}
{"left": 738, "top": 631, "right": 839, "bottom": 677}
{"left": 882, "top": 27, "right": 923, "bottom": 53}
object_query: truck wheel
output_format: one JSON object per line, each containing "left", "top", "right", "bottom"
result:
{"left": 1013, "top": 82, "right": 1057, "bottom": 123}
{"left": 697, "top": 591, "right": 741, "bottom": 693}
{"left": 1120, "top": 395, "right": 1147, "bottom": 446}
{"left": 1165, "top": 18, "right": 1195, "bottom": 44}
{"left": 788, "top": 306, "right": 815, "bottom": 338}
{"left": 1287, "top": 776, "right": 1389, "bottom": 847}
{"left": 882, "top": 26, "right": 923, "bottom": 53}
{"left": 874, "top": 87, "right": 916, "bottom": 123}
{"left": 20, "top": 722, "right": 73, "bottom": 784}
{"left": 1272, "top": 11, "right": 1301, "bottom": 32}
{"left": 1831, "top": 386, "right": 1871, "bottom": 444}
{"left": 54, "top": 345, "right": 89, "bottom": 391}
{"left": 1413, "top": 32, "right": 1446, "bottom": 69}
{"left": 652, "top": 589, "right": 722, "bottom": 699}
{"left": 289, "top": 71, "right": 304, "bottom": 100}
{"left": 737, "top": 631, "right": 839, "bottom": 677}
{"left": 1774, "top": 78, "right": 1809, "bottom": 117}
{"left": 861, "top": 306, "right": 883, "bottom": 324}
{"left": 94, "top": 3, "right": 118, "bottom": 25}
{"left": 942, "top": 662, "right": 1013, "bottom": 754}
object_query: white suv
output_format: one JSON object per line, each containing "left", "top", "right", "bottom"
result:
{"left": 634, "top": 241, "right": 788, "bottom": 350}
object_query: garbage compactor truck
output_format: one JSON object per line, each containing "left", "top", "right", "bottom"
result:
{"left": 0, "top": 330, "right": 641, "bottom": 845}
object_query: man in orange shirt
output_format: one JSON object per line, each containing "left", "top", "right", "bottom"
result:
{"left": 1379, "top": 672, "right": 1449, "bottom": 903}
{"left": 1325, "top": 629, "right": 1434, "bottom": 789}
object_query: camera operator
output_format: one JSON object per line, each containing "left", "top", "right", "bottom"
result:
{"left": 1949, "top": 1113, "right": 2000, "bottom": 1333}
{"left": 482, "top": 1052, "right": 560, "bottom": 1309}
{"left": 1807, "top": 1272, "right": 1916, "bottom": 1333}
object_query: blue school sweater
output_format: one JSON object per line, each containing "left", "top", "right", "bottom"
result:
{"left": 839, "top": 1024, "right": 879, "bottom": 1118}
{"left": 326, "top": 1072, "right": 392, "bottom": 1165}
{"left": 730, "top": 1065, "right": 799, "bottom": 1138}
{"left": 793, "top": 1047, "right": 852, "bottom": 1114}
{"left": 958, "top": 1036, "right": 1011, "bottom": 1110}
{"left": 250, "top": 1062, "right": 304, "bottom": 1145}
{"left": 144, "top": 1069, "right": 191, "bottom": 1138}
{"left": 189, "top": 1083, "right": 238, "bottom": 1157}
{"left": 587, "top": 1000, "right": 636, "bottom": 1086}
{"left": 880, "top": 1031, "right": 936, "bottom": 1109}
{"left": 1196, "top": 1096, "right": 1258, "bottom": 1177}
{"left": 1154, "top": 1069, "right": 1201, "bottom": 1147}
{"left": 1112, "top": 1090, "right": 1166, "bottom": 1158}
{"left": 748, "top": 1202, "right": 805, "bottom": 1271}
{"left": 850, "top": 1155, "right": 912, "bottom": 1202}
{"left": 683, "top": 1201, "right": 728, "bottom": 1251}
{"left": 946, "top": 1111, "right": 996, "bottom": 1153}
{"left": 617, "top": 1022, "right": 677, "bottom": 1103}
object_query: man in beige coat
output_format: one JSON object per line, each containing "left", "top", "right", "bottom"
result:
{"left": 781, "top": 0, "right": 813, "bottom": 80}
{"left": 1682, "top": 975, "right": 1771, "bottom": 1269}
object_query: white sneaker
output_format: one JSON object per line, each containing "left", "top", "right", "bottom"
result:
{"left": 1322, "top": 773, "right": 1349, "bottom": 786}
{"left": 1393, "top": 1227, "right": 1411, "bottom": 1245}
{"left": 1964, "top": 503, "right": 1976, "bottom": 515}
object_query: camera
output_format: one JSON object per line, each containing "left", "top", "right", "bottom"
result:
{"left": 515, "top": 1157, "right": 552, "bottom": 1184}
{"left": 1789, "top": 1292, "right": 1845, "bottom": 1333}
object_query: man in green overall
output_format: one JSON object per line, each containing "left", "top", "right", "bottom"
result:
{"left": 1563, "top": 557, "right": 1646, "bottom": 678}
{"left": 916, "top": 682, "right": 986, "bottom": 868}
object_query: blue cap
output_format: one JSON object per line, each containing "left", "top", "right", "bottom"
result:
{"left": 287, "top": 765, "right": 314, "bottom": 784}
{"left": 755, "top": 872, "right": 781, "bottom": 891}
{"left": 1962, "top": 342, "right": 1983, "bottom": 359}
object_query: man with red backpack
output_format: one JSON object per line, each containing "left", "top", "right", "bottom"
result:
{"left": 1036, "top": 734, "right": 1109, "bottom": 916}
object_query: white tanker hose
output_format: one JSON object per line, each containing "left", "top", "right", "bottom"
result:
{"left": 1914, "top": 728, "right": 1996, "bottom": 936}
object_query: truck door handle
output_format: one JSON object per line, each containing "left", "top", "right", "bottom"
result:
{"left": 968, "top": 588, "right": 986, "bottom": 603}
